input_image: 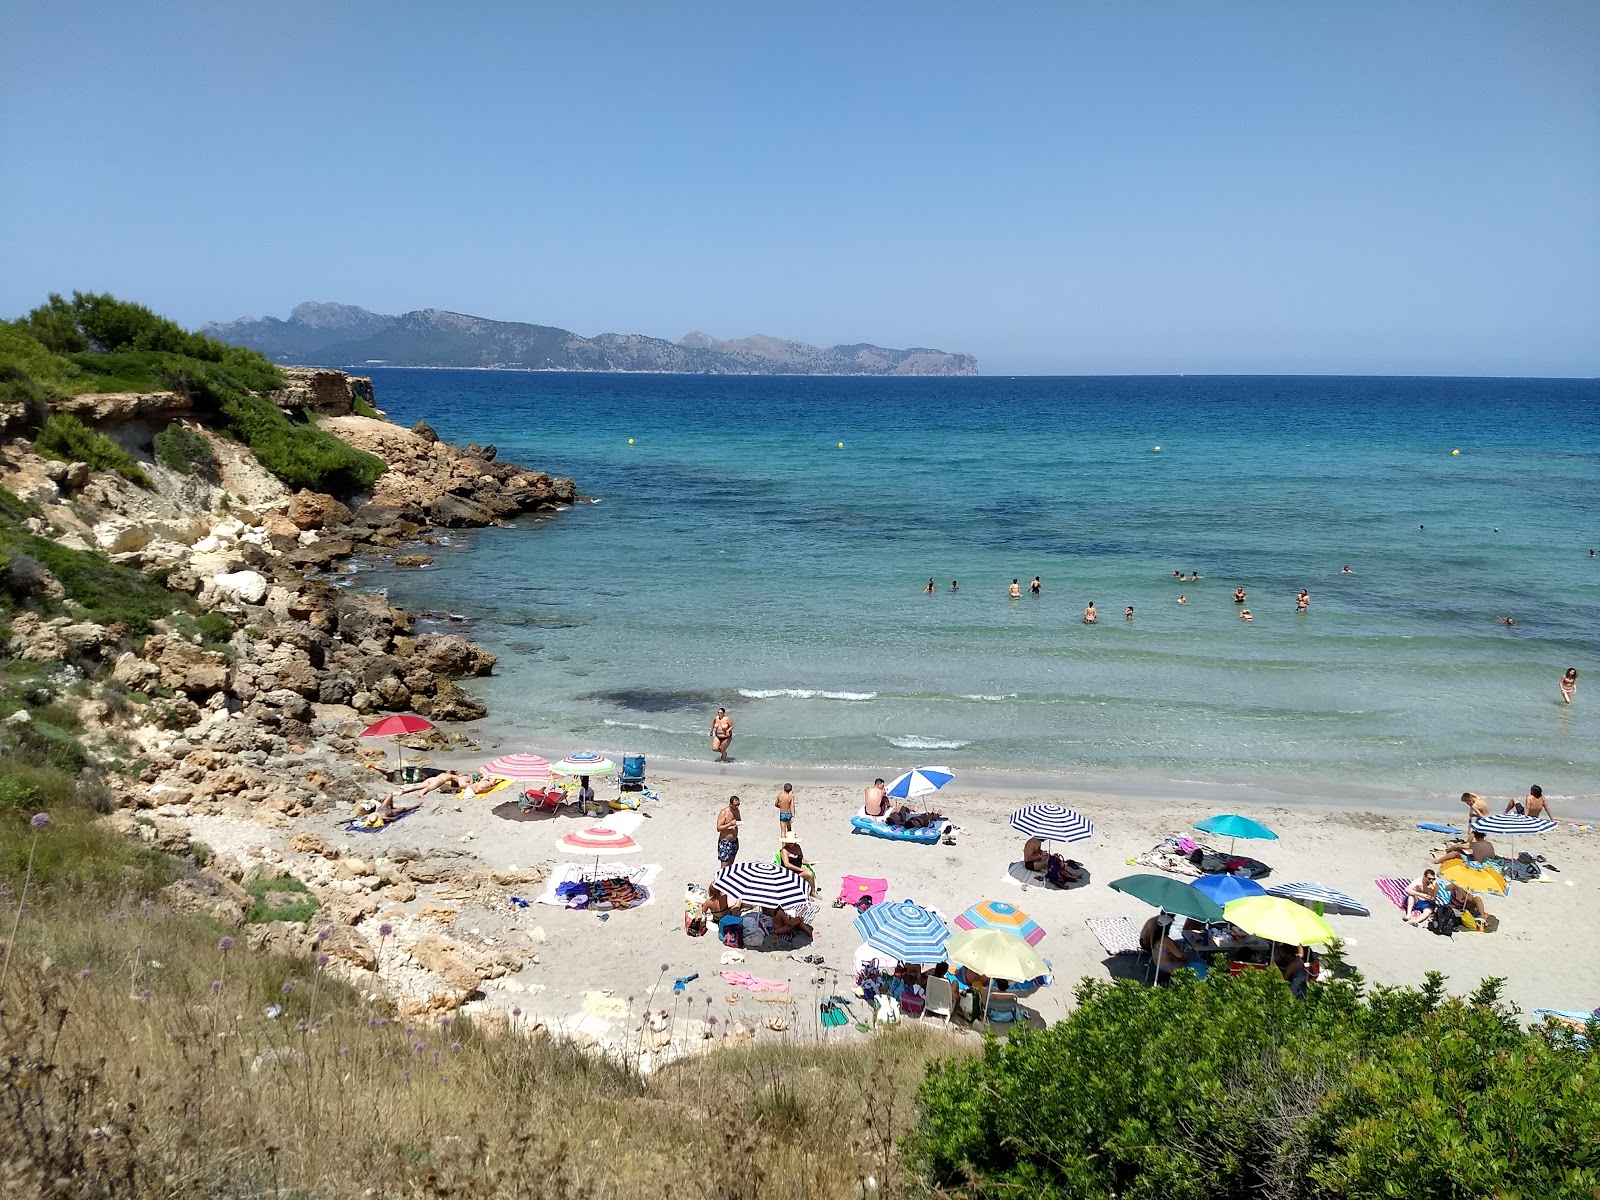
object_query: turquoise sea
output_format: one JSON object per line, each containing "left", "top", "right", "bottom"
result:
{"left": 358, "top": 371, "right": 1600, "bottom": 808}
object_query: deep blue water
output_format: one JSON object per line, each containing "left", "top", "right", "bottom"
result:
{"left": 355, "top": 370, "right": 1600, "bottom": 806}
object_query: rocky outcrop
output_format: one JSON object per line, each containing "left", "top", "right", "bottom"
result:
{"left": 286, "top": 490, "right": 353, "bottom": 530}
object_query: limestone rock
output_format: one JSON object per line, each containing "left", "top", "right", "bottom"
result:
{"left": 393, "top": 553, "right": 433, "bottom": 568}
{"left": 288, "top": 490, "right": 353, "bottom": 532}
{"left": 322, "top": 925, "right": 377, "bottom": 970}
{"left": 412, "top": 634, "right": 495, "bottom": 678}
{"left": 425, "top": 679, "right": 487, "bottom": 722}
{"left": 289, "top": 832, "right": 337, "bottom": 858}
{"left": 212, "top": 569, "right": 269, "bottom": 605}
{"left": 112, "top": 651, "right": 161, "bottom": 689}
{"left": 144, "top": 636, "right": 230, "bottom": 696}
{"left": 411, "top": 420, "right": 439, "bottom": 443}
{"left": 411, "top": 934, "right": 491, "bottom": 995}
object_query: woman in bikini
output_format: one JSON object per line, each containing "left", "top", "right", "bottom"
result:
{"left": 1560, "top": 667, "right": 1578, "bottom": 704}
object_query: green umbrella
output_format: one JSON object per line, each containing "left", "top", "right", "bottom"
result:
{"left": 1108, "top": 873, "right": 1226, "bottom": 922}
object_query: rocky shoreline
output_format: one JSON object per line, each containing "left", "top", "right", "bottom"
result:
{"left": 2, "top": 370, "right": 577, "bottom": 1016}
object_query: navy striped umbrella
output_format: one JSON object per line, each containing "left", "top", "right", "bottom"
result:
{"left": 715, "top": 862, "right": 811, "bottom": 909}
{"left": 1009, "top": 804, "right": 1094, "bottom": 843}
{"left": 1267, "top": 881, "right": 1370, "bottom": 917}
{"left": 1473, "top": 814, "right": 1557, "bottom": 837}
{"left": 852, "top": 899, "right": 951, "bottom": 964}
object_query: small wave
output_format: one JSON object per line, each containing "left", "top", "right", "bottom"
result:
{"left": 960, "top": 693, "right": 1018, "bottom": 702}
{"left": 602, "top": 718, "right": 663, "bottom": 732}
{"left": 738, "top": 688, "right": 877, "bottom": 702}
{"left": 885, "top": 735, "right": 970, "bottom": 750}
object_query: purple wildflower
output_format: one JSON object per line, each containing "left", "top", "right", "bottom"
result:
{"left": 367, "top": 1016, "right": 380, "bottom": 1029}
{"left": 511, "top": 1006, "right": 521, "bottom": 1017}
{"left": 140, "top": 988, "right": 152, "bottom": 1001}
{"left": 450, "top": 1041, "right": 462, "bottom": 1053}
{"left": 660, "top": 962, "right": 669, "bottom": 973}
{"left": 317, "top": 927, "right": 332, "bottom": 942}
{"left": 30, "top": 813, "right": 49, "bottom": 830}
{"left": 378, "top": 922, "right": 393, "bottom": 937}
{"left": 79, "top": 968, "right": 91, "bottom": 981}
{"left": 316, "top": 953, "right": 330, "bottom": 969}
{"left": 211, "top": 980, "right": 223, "bottom": 994}
{"left": 218, "top": 936, "right": 235, "bottom": 953}
{"left": 281, "top": 980, "right": 295, "bottom": 995}
{"left": 339, "top": 1047, "right": 350, "bottom": 1057}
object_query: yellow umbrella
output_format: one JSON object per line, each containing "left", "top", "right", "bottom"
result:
{"left": 1222, "top": 895, "right": 1338, "bottom": 946}
{"left": 944, "top": 928, "right": 1047, "bottom": 980}
{"left": 1437, "top": 858, "right": 1507, "bottom": 897}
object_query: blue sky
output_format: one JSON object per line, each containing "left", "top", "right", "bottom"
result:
{"left": 3, "top": 2, "right": 1597, "bottom": 375}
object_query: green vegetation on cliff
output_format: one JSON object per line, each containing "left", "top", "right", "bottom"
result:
{"left": 3, "top": 292, "right": 385, "bottom": 496}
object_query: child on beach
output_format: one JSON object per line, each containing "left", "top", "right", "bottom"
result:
{"left": 775, "top": 782, "right": 796, "bottom": 833}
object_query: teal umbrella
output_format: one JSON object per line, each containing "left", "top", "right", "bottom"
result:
{"left": 1194, "top": 814, "right": 1278, "bottom": 855}
{"left": 1109, "top": 873, "right": 1226, "bottom": 985}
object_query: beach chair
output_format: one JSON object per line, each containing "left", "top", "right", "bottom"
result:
{"left": 619, "top": 754, "right": 646, "bottom": 791}
{"left": 922, "top": 976, "right": 955, "bottom": 1026}
{"left": 518, "top": 785, "right": 566, "bottom": 817}
{"left": 984, "top": 992, "right": 1020, "bottom": 1024}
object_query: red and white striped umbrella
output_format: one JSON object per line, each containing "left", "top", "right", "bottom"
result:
{"left": 557, "top": 826, "right": 641, "bottom": 855}
{"left": 482, "top": 753, "right": 553, "bottom": 781}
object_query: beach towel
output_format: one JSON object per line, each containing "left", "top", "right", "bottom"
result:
{"left": 343, "top": 808, "right": 418, "bottom": 833}
{"left": 716, "top": 971, "right": 790, "bottom": 992}
{"left": 836, "top": 875, "right": 888, "bottom": 909}
{"left": 459, "top": 778, "right": 512, "bottom": 801}
{"left": 1134, "top": 845, "right": 1202, "bottom": 878}
{"left": 1375, "top": 878, "right": 1412, "bottom": 912}
{"left": 1085, "top": 916, "right": 1142, "bottom": 957}
{"left": 1417, "top": 822, "right": 1462, "bottom": 835}
{"left": 536, "top": 862, "right": 661, "bottom": 909}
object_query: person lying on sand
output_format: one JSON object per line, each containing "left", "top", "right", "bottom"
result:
{"left": 1404, "top": 870, "right": 1439, "bottom": 925}
{"left": 458, "top": 773, "right": 505, "bottom": 798}
{"left": 765, "top": 904, "right": 811, "bottom": 937}
{"left": 385, "top": 771, "right": 466, "bottom": 802}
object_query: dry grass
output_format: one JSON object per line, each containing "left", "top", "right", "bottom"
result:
{"left": 0, "top": 879, "right": 961, "bottom": 1198}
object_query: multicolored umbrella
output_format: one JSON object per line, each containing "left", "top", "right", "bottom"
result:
{"left": 944, "top": 928, "right": 1047, "bottom": 981}
{"left": 885, "top": 766, "right": 954, "bottom": 799}
{"left": 557, "top": 826, "right": 640, "bottom": 855}
{"left": 953, "top": 899, "right": 1044, "bottom": 946}
{"left": 1223, "top": 895, "right": 1337, "bottom": 946}
{"left": 1009, "top": 804, "right": 1094, "bottom": 843}
{"left": 482, "top": 753, "right": 553, "bottom": 781}
{"left": 1191, "top": 874, "right": 1267, "bottom": 907}
{"left": 551, "top": 752, "right": 617, "bottom": 777}
{"left": 359, "top": 714, "right": 436, "bottom": 770}
{"left": 715, "top": 861, "right": 811, "bottom": 909}
{"left": 1437, "top": 858, "right": 1507, "bottom": 897}
{"left": 1267, "top": 881, "right": 1370, "bottom": 917}
{"left": 852, "top": 899, "right": 951, "bottom": 964}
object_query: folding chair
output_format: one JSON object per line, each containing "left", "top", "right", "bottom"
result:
{"left": 922, "top": 976, "right": 956, "bottom": 1026}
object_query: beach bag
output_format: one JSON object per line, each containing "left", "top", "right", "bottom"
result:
{"left": 719, "top": 915, "right": 744, "bottom": 948}
{"left": 684, "top": 909, "right": 707, "bottom": 938}
{"left": 1427, "top": 904, "right": 1458, "bottom": 937}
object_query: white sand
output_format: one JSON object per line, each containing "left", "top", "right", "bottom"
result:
{"left": 331, "top": 757, "right": 1600, "bottom": 1048}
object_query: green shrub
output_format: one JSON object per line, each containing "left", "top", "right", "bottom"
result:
{"left": 33, "top": 413, "right": 151, "bottom": 487}
{"left": 0, "top": 527, "right": 184, "bottom": 632}
{"left": 196, "top": 609, "right": 234, "bottom": 643}
{"left": 909, "top": 968, "right": 1600, "bottom": 1200}
{"left": 8, "top": 718, "right": 90, "bottom": 773}
{"left": 0, "top": 802, "right": 173, "bottom": 892}
{"left": 152, "top": 422, "right": 218, "bottom": 479}
{"left": 352, "top": 396, "right": 380, "bottom": 419}
{"left": 0, "top": 765, "right": 79, "bottom": 815}
{"left": 245, "top": 874, "right": 320, "bottom": 924}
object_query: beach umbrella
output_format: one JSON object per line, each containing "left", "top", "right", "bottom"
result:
{"left": 944, "top": 928, "right": 1048, "bottom": 981}
{"left": 1191, "top": 874, "right": 1267, "bottom": 907}
{"left": 1472, "top": 813, "right": 1557, "bottom": 859}
{"left": 1009, "top": 804, "right": 1094, "bottom": 844}
{"left": 953, "top": 899, "right": 1045, "bottom": 946}
{"left": 1109, "top": 873, "right": 1227, "bottom": 923}
{"left": 551, "top": 752, "right": 616, "bottom": 777}
{"left": 1437, "top": 858, "right": 1508, "bottom": 897}
{"left": 1223, "top": 895, "right": 1337, "bottom": 946}
{"left": 359, "top": 713, "right": 436, "bottom": 772}
{"left": 852, "top": 899, "right": 951, "bottom": 964}
{"left": 1267, "top": 881, "right": 1370, "bottom": 918}
{"left": 715, "top": 861, "right": 812, "bottom": 910}
{"left": 1195, "top": 813, "right": 1278, "bottom": 855}
{"left": 557, "top": 826, "right": 640, "bottom": 855}
{"left": 482, "top": 753, "right": 552, "bottom": 781}
{"left": 885, "top": 766, "right": 954, "bottom": 800}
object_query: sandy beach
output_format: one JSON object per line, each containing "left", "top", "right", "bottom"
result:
{"left": 201, "top": 752, "right": 1600, "bottom": 1058}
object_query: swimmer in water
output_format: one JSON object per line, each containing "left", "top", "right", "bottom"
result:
{"left": 1240, "top": 608, "right": 1253, "bottom": 622}
{"left": 1009, "top": 579, "right": 1021, "bottom": 599}
{"left": 1560, "top": 667, "right": 1578, "bottom": 704}
{"left": 1177, "top": 594, "right": 1187, "bottom": 605}
{"left": 1173, "top": 570, "right": 1183, "bottom": 579}
{"left": 951, "top": 580, "right": 959, "bottom": 592}
{"left": 1124, "top": 606, "right": 1134, "bottom": 622}
{"left": 1296, "top": 589, "right": 1309, "bottom": 613}
{"left": 1083, "top": 602, "right": 1098, "bottom": 624}
{"left": 1341, "top": 565, "right": 1353, "bottom": 574}
{"left": 1500, "top": 617, "right": 1515, "bottom": 627}
{"left": 1030, "top": 576, "right": 1041, "bottom": 595}
{"left": 926, "top": 577, "right": 936, "bottom": 595}
{"left": 1233, "top": 587, "right": 1247, "bottom": 604}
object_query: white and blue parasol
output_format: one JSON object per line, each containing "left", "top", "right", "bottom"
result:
{"left": 885, "top": 766, "right": 954, "bottom": 800}
{"left": 715, "top": 862, "right": 812, "bottom": 909}
{"left": 1472, "top": 814, "right": 1557, "bottom": 837}
{"left": 1009, "top": 804, "right": 1094, "bottom": 843}
{"left": 1267, "top": 881, "right": 1370, "bottom": 917}
{"left": 852, "top": 899, "right": 951, "bottom": 964}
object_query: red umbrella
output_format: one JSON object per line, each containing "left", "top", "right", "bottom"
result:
{"left": 360, "top": 714, "right": 436, "bottom": 772}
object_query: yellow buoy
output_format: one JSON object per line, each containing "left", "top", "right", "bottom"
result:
{"left": 1451, "top": 448, "right": 1459, "bottom": 456}
{"left": 628, "top": 438, "right": 635, "bottom": 445}
{"left": 838, "top": 442, "right": 844, "bottom": 449}
{"left": 1154, "top": 445, "right": 1161, "bottom": 452}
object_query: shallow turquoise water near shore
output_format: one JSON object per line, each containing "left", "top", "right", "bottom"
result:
{"left": 358, "top": 370, "right": 1600, "bottom": 805}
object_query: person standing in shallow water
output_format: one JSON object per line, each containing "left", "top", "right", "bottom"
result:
{"left": 925, "top": 577, "right": 936, "bottom": 594}
{"left": 710, "top": 707, "right": 734, "bottom": 762}
{"left": 1030, "top": 576, "right": 1041, "bottom": 595}
{"left": 1009, "top": 579, "right": 1021, "bottom": 599}
{"left": 1082, "top": 602, "right": 1097, "bottom": 624}
{"left": 1560, "top": 668, "right": 1577, "bottom": 704}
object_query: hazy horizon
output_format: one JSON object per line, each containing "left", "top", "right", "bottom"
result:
{"left": 4, "top": 3, "right": 1597, "bottom": 377}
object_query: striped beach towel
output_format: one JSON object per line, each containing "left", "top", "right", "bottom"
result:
{"left": 1085, "top": 916, "right": 1142, "bottom": 957}
{"left": 1375, "top": 878, "right": 1411, "bottom": 911}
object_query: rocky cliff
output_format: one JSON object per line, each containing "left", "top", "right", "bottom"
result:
{"left": 206, "top": 301, "right": 980, "bottom": 376}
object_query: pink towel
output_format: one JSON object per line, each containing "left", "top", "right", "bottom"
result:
{"left": 837, "top": 875, "right": 888, "bottom": 907}
{"left": 1375, "top": 878, "right": 1411, "bottom": 911}
{"left": 717, "top": 971, "right": 790, "bottom": 992}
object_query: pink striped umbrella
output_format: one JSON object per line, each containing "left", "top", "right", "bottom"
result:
{"left": 557, "top": 826, "right": 641, "bottom": 855}
{"left": 482, "top": 753, "right": 553, "bottom": 781}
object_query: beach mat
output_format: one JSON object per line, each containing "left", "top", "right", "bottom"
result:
{"left": 1085, "top": 916, "right": 1142, "bottom": 957}
{"left": 343, "top": 808, "right": 418, "bottom": 834}
{"left": 1006, "top": 861, "right": 1089, "bottom": 891}
{"left": 1375, "top": 878, "right": 1411, "bottom": 911}
{"left": 1417, "top": 823, "right": 1462, "bottom": 835}
{"left": 837, "top": 874, "right": 888, "bottom": 909}
{"left": 537, "top": 862, "right": 662, "bottom": 909}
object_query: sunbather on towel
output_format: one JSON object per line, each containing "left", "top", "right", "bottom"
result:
{"left": 765, "top": 904, "right": 811, "bottom": 937}
{"left": 1434, "top": 828, "right": 1496, "bottom": 865}
{"left": 1404, "top": 870, "right": 1439, "bottom": 925}
{"left": 1438, "top": 881, "right": 1489, "bottom": 930}
{"left": 383, "top": 771, "right": 465, "bottom": 804}
{"left": 885, "top": 805, "right": 944, "bottom": 829}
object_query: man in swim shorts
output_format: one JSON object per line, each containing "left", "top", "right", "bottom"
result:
{"left": 1508, "top": 785, "right": 1553, "bottom": 819}
{"left": 716, "top": 795, "right": 741, "bottom": 866}
{"left": 711, "top": 707, "right": 734, "bottom": 762}
{"left": 864, "top": 778, "right": 888, "bottom": 817}
{"left": 775, "top": 782, "right": 796, "bottom": 834}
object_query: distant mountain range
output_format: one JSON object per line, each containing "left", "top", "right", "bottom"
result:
{"left": 204, "top": 303, "right": 978, "bottom": 376}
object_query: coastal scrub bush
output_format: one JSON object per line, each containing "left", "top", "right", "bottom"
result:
{"left": 244, "top": 874, "right": 320, "bottom": 924}
{"left": 152, "top": 421, "right": 218, "bottom": 479}
{"left": 33, "top": 412, "right": 151, "bottom": 487}
{"left": 909, "top": 968, "right": 1600, "bottom": 1199}
{"left": 0, "top": 525, "right": 185, "bottom": 632}
{"left": 195, "top": 609, "right": 234, "bottom": 643}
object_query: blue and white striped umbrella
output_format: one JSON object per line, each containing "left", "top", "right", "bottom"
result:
{"left": 885, "top": 766, "right": 954, "bottom": 800}
{"left": 1473, "top": 814, "right": 1557, "bottom": 837}
{"left": 852, "top": 899, "right": 951, "bottom": 964}
{"left": 1267, "top": 881, "right": 1370, "bottom": 917}
{"left": 1009, "top": 804, "right": 1094, "bottom": 843}
{"left": 714, "top": 862, "right": 811, "bottom": 909}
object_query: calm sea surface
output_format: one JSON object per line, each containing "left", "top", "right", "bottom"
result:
{"left": 357, "top": 370, "right": 1600, "bottom": 807}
